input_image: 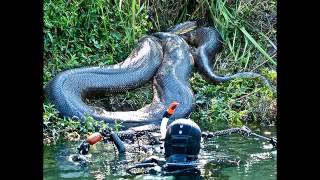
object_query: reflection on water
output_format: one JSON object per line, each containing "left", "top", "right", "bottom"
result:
{"left": 44, "top": 126, "right": 276, "bottom": 180}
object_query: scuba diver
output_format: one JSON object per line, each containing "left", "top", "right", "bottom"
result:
{"left": 76, "top": 102, "right": 277, "bottom": 176}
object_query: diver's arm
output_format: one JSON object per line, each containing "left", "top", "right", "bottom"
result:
{"left": 78, "top": 130, "right": 126, "bottom": 155}
{"left": 109, "top": 131, "right": 126, "bottom": 153}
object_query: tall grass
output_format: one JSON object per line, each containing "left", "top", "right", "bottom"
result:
{"left": 43, "top": 0, "right": 151, "bottom": 84}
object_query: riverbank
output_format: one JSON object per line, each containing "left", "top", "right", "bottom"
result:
{"left": 43, "top": 0, "right": 277, "bottom": 145}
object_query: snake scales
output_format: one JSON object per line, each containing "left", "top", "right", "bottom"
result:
{"left": 45, "top": 21, "right": 273, "bottom": 129}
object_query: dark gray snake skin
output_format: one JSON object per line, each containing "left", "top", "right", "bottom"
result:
{"left": 181, "top": 26, "right": 274, "bottom": 89}
{"left": 45, "top": 21, "right": 273, "bottom": 129}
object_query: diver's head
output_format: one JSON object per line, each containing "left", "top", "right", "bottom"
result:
{"left": 164, "top": 118, "right": 202, "bottom": 162}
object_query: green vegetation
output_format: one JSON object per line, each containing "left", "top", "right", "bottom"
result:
{"left": 44, "top": 0, "right": 277, "bottom": 144}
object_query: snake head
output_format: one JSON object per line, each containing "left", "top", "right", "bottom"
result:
{"left": 167, "top": 21, "right": 198, "bottom": 35}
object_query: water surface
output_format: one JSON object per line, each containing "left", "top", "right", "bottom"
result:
{"left": 44, "top": 126, "right": 276, "bottom": 179}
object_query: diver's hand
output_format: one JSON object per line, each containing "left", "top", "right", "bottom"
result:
{"left": 77, "top": 140, "right": 90, "bottom": 155}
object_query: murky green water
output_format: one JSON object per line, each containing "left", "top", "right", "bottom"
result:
{"left": 44, "top": 126, "right": 276, "bottom": 180}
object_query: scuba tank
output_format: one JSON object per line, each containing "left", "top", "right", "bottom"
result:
{"left": 163, "top": 118, "right": 202, "bottom": 171}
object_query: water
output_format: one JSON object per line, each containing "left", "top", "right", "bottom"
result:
{"left": 44, "top": 126, "right": 276, "bottom": 179}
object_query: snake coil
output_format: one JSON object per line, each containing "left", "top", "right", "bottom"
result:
{"left": 45, "top": 21, "right": 274, "bottom": 129}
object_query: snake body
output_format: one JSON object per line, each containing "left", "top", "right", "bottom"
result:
{"left": 182, "top": 27, "right": 273, "bottom": 88}
{"left": 46, "top": 36, "right": 163, "bottom": 128}
{"left": 46, "top": 31, "right": 195, "bottom": 128}
{"left": 46, "top": 22, "right": 273, "bottom": 129}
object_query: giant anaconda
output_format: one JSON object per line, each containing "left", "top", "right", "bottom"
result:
{"left": 45, "top": 22, "right": 273, "bottom": 129}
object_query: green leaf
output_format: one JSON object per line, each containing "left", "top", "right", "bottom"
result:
{"left": 239, "top": 27, "right": 276, "bottom": 65}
